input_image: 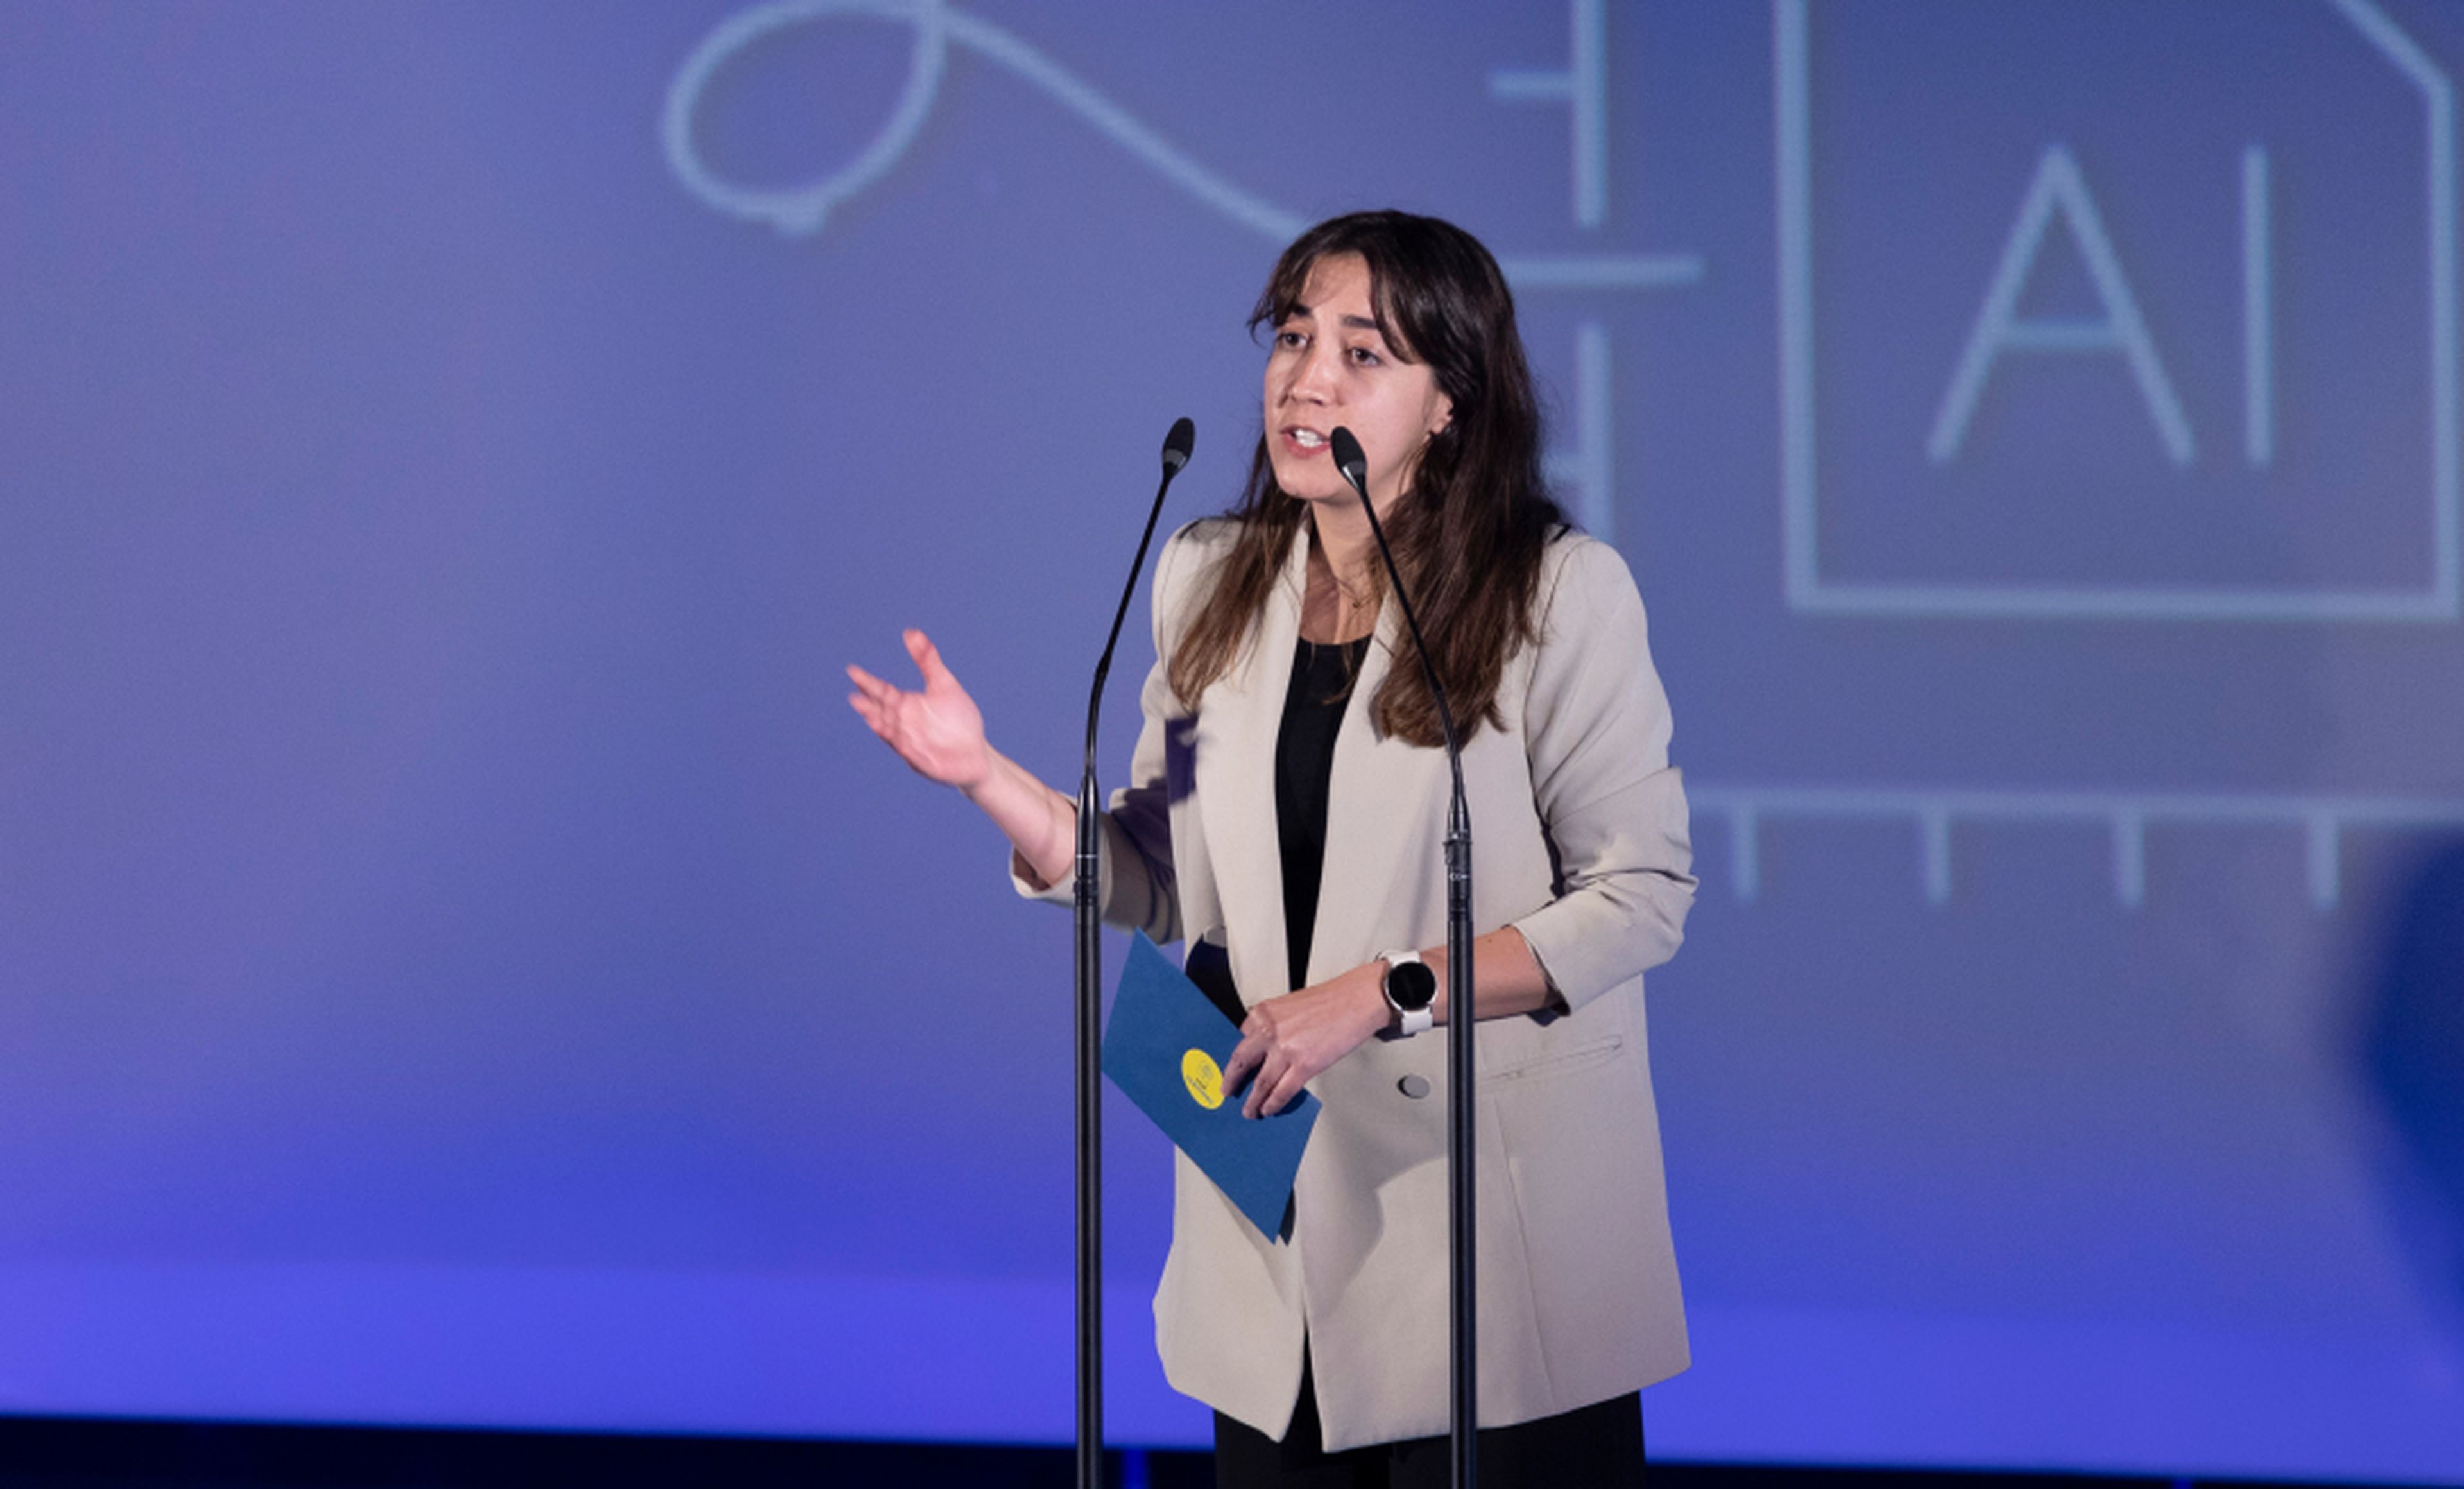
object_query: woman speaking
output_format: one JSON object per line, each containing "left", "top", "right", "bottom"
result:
{"left": 848, "top": 211, "right": 1695, "bottom": 1486}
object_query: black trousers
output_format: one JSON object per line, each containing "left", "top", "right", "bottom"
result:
{"left": 1213, "top": 1349, "right": 1645, "bottom": 1489}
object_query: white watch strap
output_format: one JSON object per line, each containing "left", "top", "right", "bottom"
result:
{"left": 1380, "top": 949, "right": 1435, "bottom": 1037}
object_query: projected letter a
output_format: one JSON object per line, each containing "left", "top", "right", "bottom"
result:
{"left": 1927, "top": 145, "right": 2194, "bottom": 468}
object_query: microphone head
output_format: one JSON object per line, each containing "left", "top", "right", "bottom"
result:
{"left": 1329, "top": 426, "right": 1368, "bottom": 494}
{"left": 1161, "top": 416, "right": 1196, "bottom": 475}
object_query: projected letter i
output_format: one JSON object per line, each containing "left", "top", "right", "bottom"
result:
{"left": 2245, "top": 144, "right": 2273, "bottom": 470}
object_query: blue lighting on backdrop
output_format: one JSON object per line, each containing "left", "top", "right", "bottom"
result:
{"left": 0, "top": 2, "right": 2460, "bottom": 1481}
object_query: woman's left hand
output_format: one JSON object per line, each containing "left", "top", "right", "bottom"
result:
{"left": 1222, "top": 964, "right": 1392, "bottom": 1118}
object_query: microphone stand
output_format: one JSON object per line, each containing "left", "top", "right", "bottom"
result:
{"left": 1076, "top": 417, "right": 1194, "bottom": 1489}
{"left": 1331, "top": 427, "right": 1476, "bottom": 1489}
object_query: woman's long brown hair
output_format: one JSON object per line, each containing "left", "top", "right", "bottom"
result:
{"left": 1167, "top": 211, "right": 1568, "bottom": 748}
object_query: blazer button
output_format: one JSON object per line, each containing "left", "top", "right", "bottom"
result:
{"left": 1398, "top": 1074, "right": 1432, "bottom": 1099}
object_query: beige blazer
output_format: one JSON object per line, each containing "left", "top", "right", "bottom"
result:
{"left": 1020, "top": 517, "right": 1695, "bottom": 1451}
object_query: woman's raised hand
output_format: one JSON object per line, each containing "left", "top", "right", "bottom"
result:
{"left": 850, "top": 630, "right": 1078, "bottom": 886}
{"left": 847, "top": 629, "right": 993, "bottom": 791}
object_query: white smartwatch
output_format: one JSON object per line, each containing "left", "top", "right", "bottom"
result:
{"left": 1379, "top": 949, "right": 1437, "bottom": 1036}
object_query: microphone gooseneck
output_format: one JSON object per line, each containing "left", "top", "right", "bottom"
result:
{"left": 1326, "top": 427, "right": 1463, "bottom": 775}
{"left": 1088, "top": 418, "right": 1197, "bottom": 774}
{"left": 1074, "top": 415, "right": 1194, "bottom": 1489}
{"left": 1328, "top": 425, "right": 1479, "bottom": 1489}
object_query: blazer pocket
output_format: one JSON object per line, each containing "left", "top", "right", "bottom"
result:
{"left": 1477, "top": 1034, "right": 1624, "bottom": 1089}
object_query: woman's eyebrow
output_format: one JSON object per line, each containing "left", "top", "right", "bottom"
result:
{"left": 1279, "top": 303, "right": 1381, "bottom": 337}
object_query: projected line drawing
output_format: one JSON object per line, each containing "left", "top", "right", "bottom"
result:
{"left": 2244, "top": 144, "right": 2273, "bottom": 469}
{"left": 1491, "top": 0, "right": 1611, "bottom": 229}
{"left": 663, "top": 0, "right": 1703, "bottom": 294}
{"left": 1925, "top": 144, "right": 2198, "bottom": 470}
{"left": 663, "top": 0, "right": 1701, "bottom": 544}
{"left": 1546, "top": 322, "right": 1616, "bottom": 538}
{"left": 1774, "top": 0, "right": 2460, "bottom": 622}
{"left": 1690, "top": 784, "right": 2464, "bottom": 911}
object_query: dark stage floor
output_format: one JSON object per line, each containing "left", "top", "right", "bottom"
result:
{"left": 0, "top": 1418, "right": 2444, "bottom": 1489}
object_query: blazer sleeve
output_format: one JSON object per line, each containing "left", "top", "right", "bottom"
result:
{"left": 1004, "top": 528, "right": 1192, "bottom": 946}
{"left": 1509, "top": 537, "right": 1697, "bottom": 1012}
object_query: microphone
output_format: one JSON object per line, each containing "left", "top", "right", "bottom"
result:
{"left": 1326, "top": 427, "right": 1461, "bottom": 765}
{"left": 1073, "top": 415, "right": 1195, "bottom": 1489}
{"left": 1328, "top": 424, "right": 1479, "bottom": 1484}
{"left": 1333, "top": 428, "right": 1365, "bottom": 492}
{"left": 1090, "top": 418, "right": 1197, "bottom": 773}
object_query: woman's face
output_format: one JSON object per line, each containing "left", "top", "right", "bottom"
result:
{"left": 1262, "top": 253, "right": 1453, "bottom": 517}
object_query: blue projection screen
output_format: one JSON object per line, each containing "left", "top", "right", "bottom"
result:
{"left": 3, "top": 1, "right": 2463, "bottom": 1480}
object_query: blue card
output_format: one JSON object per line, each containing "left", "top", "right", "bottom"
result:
{"left": 1102, "top": 931, "right": 1320, "bottom": 1240}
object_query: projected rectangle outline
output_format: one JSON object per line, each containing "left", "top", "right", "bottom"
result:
{"left": 1772, "top": 0, "right": 2461, "bottom": 622}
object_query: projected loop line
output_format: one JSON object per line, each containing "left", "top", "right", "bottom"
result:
{"left": 665, "top": 0, "right": 954, "bottom": 237}
{"left": 663, "top": 0, "right": 1706, "bottom": 291}
{"left": 665, "top": 0, "right": 1299, "bottom": 241}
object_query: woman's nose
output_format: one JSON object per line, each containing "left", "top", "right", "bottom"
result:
{"left": 1287, "top": 343, "right": 1339, "bottom": 401}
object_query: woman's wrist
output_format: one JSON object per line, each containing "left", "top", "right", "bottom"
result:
{"left": 1353, "top": 960, "right": 1399, "bottom": 1037}
{"left": 963, "top": 748, "right": 1075, "bottom": 888}
{"left": 949, "top": 743, "right": 1005, "bottom": 800}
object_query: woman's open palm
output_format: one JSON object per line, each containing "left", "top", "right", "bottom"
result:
{"left": 847, "top": 630, "right": 992, "bottom": 791}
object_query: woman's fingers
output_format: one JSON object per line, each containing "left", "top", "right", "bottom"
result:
{"left": 1247, "top": 1043, "right": 1315, "bottom": 1118}
{"left": 1222, "top": 1029, "right": 1263, "bottom": 1094}
{"left": 1222, "top": 972, "right": 1389, "bottom": 1117}
{"left": 1229, "top": 1011, "right": 1303, "bottom": 1118}
{"left": 905, "top": 628, "right": 954, "bottom": 688}
{"left": 1224, "top": 1025, "right": 1283, "bottom": 1117}
{"left": 1240, "top": 1047, "right": 1290, "bottom": 1119}
{"left": 846, "top": 662, "right": 894, "bottom": 701}
{"left": 845, "top": 665, "right": 907, "bottom": 733}
{"left": 848, "top": 664, "right": 927, "bottom": 759}
{"left": 849, "top": 635, "right": 950, "bottom": 707}
{"left": 848, "top": 632, "right": 993, "bottom": 789}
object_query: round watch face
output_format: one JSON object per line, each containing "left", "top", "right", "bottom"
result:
{"left": 1386, "top": 958, "right": 1438, "bottom": 1011}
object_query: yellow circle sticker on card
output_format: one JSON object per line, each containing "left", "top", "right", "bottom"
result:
{"left": 1181, "top": 1048, "right": 1225, "bottom": 1110}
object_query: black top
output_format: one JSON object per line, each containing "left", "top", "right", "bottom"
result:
{"left": 1274, "top": 635, "right": 1373, "bottom": 994}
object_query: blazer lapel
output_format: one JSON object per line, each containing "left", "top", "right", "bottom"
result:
{"left": 1311, "top": 582, "right": 1450, "bottom": 983}
{"left": 1194, "top": 526, "right": 1310, "bottom": 1004}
